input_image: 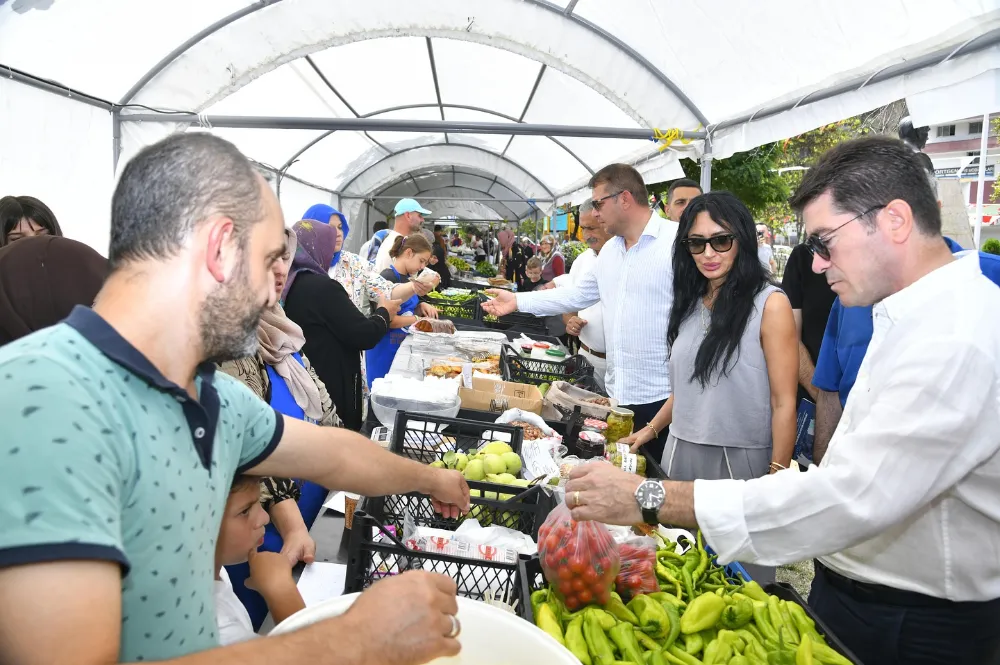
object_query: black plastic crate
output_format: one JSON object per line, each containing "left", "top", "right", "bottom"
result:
{"left": 501, "top": 346, "right": 595, "bottom": 386}
{"left": 449, "top": 318, "right": 563, "bottom": 347}
{"left": 514, "top": 557, "right": 861, "bottom": 663}
{"left": 390, "top": 411, "right": 524, "bottom": 465}
{"left": 422, "top": 293, "right": 479, "bottom": 320}
{"left": 344, "top": 482, "right": 556, "bottom": 600}
{"left": 480, "top": 307, "right": 550, "bottom": 335}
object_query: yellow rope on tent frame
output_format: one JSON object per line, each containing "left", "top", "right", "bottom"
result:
{"left": 651, "top": 126, "right": 701, "bottom": 152}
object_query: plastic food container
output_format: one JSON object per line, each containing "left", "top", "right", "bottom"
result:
{"left": 369, "top": 391, "right": 461, "bottom": 428}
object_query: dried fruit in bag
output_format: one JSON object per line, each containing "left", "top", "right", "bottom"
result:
{"left": 615, "top": 539, "right": 659, "bottom": 601}
{"left": 536, "top": 502, "right": 620, "bottom": 611}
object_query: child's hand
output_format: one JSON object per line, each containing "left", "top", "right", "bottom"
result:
{"left": 419, "top": 303, "right": 439, "bottom": 319}
{"left": 246, "top": 549, "right": 295, "bottom": 597}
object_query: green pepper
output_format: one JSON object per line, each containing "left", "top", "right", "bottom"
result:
{"left": 668, "top": 645, "right": 707, "bottom": 665}
{"left": 535, "top": 603, "right": 565, "bottom": 646}
{"left": 752, "top": 601, "right": 780, "bottom": 643}
{"left": 530, "top": 589, "right": 549, "bottom": 618}
{"left": 692, "top": 532, "right": 710, "bottom": 583}
{"left": 650, "top": 650, "right": 669, "bottom": 665}
{"left": 610, "top": 621, "right": 646, "bottom": 665}
{"left": 777, "top": 601, "right": 799, "bottom": 643}
{"left": 766, "top": 638, "right": 797, "bottom": 665}
{"left": 680, "top": 593, "right": 727, "bottom": 634}
{"left": 766, "top": 597, "right": 786, "bottom": 635}
{"left": 785, "top": 602, "right": 820, "bottom": 643}
{"left": 808, "top": 641, "right": 853, "bottom": 665}
{"left": 730, "top": 656, "right": 752, "bottom": 665}
{"left": 719, "top": 596, "right": 754, "bottom": 629}
{"left": 658, "top": 592, "right": 687, "bottom": 609}
{"left": 681, "top": 568, "right": 696, "bottom": 602}
{"left": 656, "top": 563, "right": 684, "bottom": 597}
{"left": 703, "top": 636, "right": 734, "bottom": 665}
{"left": 660, "top": 601, "right": 682, "bottom": 651}
{"left": 700, "top": 582, "right": 725, "bottom": 591}
{"left": 741, "top": 581, "right": 770, "bottom": 604}
{"left": 683, "top": 632, "right": 703, "bottom": 656}
{"left": 657, "top": 548, "right": 687, "bottom": 565}
{"left": 565, "top": 615, "right": 593, "bottom": 665}
{"left": 794, "top": 636, "right": 813, "bottom": 665}
{"left": 585, "top": 612, "right": 617, "bottom": 665}
{"left": 605, "top": 595, "right": 640, "bottom": 625}
{"left": 628, "top": 594, "right": 670, "bottom": 639}
{"left": 633, "top": 627, "right": 662, "bottom": 652}
{"left": 587, "top": 607, "right": 618, "bottom": 632}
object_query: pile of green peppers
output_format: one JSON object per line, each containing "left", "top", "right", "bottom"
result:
{"left": 531, "top": 530, "right": 855, "bottom": 665}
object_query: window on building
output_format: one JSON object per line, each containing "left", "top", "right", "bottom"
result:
{"left": 936, "top": 125, "right": 956, "bottom": 137}
{"left": 969, "top": 121, "right": 983, "bottom": 135}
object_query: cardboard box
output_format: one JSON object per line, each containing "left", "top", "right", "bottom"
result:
{"left": 459, "top": 377, "right": 543, "bottom": 415}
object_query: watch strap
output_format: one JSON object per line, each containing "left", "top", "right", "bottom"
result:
{"left": 641, "top": 507, "right": 660, "bottom": 525}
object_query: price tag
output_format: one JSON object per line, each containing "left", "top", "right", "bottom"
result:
{"left": 616, "top": 442, "right": 630, "bottom": 456}
{"left": 620, "top": 452, "right": 638, "bottom": 474}
{"left": 462, "top": 362, "right": 473, "bottom": 388}
{"left": 521, "top": 439, "right": 560, "bottom": 481}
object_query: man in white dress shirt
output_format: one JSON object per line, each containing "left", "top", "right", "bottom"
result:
{"left": 564, "top": 137, "right": 1000, "bottom": 665}
{"left": 484, "top": 163, "right": 678, "bottom": 461}
{"left": 558, "top": 200, "right": 611, "bottom": 388}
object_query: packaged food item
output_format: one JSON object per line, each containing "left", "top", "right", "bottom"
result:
{"left": 537, "top": 501, "right": 620, "bottom": 611}
{"left": 413, "top": 318, "right": 457, "bottom": 334}
{"left": 583, "top": 418, "right": 609, "bottom": 433}
{"left": 615, "top": 538, "right": 659, "bottom": 601}
{"left": 610, "top": 451, "right": 646, "bottom": 476}
{"left": 606, "top": 407, "right": 635, "bottom": 444}
{"left": 576, "top": 430, "right": 606, "bottom": 459}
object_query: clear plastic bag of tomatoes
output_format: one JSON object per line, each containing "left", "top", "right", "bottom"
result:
{"left": 615, "top": 537, "right": 658, "bottom": 601}
{"left": 536, "top": 501, "right": 620, "bottom": 611}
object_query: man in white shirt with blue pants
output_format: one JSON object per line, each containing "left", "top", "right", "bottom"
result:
{"left": 563, "top": 137, "right": 1000, "bottom": 665}
{"left": 484, "top": 164, "right": 677, "bottom": 461}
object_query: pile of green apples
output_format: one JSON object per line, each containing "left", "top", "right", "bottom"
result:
{"left": 430, "top": 440, "right": 529, "bottom": 488}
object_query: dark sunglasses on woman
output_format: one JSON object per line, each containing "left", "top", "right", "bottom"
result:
{"left": 682, "top": 234, "right": 735, "bottom": 255}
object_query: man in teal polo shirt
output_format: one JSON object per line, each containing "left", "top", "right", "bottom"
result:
{"left": 0, "top": 134, "right": 469, "bottom": 665}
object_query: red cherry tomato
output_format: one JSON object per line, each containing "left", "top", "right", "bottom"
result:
{"left": 568, "top": 555, "right": 587, "bottom": 574}
{"left": 577, "top": 588, "right": 593, "bottom": 604}
{"left": 557, "top": 567, "right": 573, "bottom": 581}
{"left": 571, "top": 578, "right": 586, "bottom": 592}
{"left": 582, "top": 568, "right": 599, "bottom": 584}
{"left": 564, "top": 595, "right": 580, "bottom": 611}
{"left": 597, "top": 588, "right": 611, "bottom": 605}
{"left": 559, "top": 579, "right": 574, "bottom": 596}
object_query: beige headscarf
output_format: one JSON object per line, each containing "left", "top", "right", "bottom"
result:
{"left": 257, "top": 229, "right": 324, "bottom": 421}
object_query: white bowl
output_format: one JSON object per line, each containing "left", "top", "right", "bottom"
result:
{"left": 271, "top": 593, "right": 579, "bottom": 665}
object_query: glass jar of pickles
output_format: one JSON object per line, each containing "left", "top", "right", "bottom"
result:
{"left": 605, "top": 407, "right": 635, "bottom": 444}
{"left": 611, "top": 451, "right": 647, "bottom": 476}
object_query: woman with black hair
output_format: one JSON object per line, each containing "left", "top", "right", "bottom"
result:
{"left": 0, "top": 195, "right": 62, "bottom": 246}
{"left": 623, "top": 192, "right": 798, "bottom": 579}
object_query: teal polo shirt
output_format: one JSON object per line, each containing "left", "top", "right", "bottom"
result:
{"left": 0, "top": 306, "right": 284, "bottom": 661}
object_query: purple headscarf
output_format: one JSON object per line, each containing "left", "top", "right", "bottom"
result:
{"left": 282, "top": 220, "right": 339, "bottom": 301}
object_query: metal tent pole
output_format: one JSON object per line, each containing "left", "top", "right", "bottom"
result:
{"left": 118, "top": 113, "right": 707, "bottom": 141}
{"left": 345, "top": 195, "right": 552, "bottom": 203}
{"left": 974, "top": 112, "right": 990, "bottom": 250}
{"left": 700, "top": 153, "right": 713, "bottom": 193}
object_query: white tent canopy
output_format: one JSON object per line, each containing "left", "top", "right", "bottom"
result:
{"left": 1, "top": 0, "right": 998, "bottom": 254}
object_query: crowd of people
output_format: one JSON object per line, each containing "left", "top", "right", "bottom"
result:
{"left": 1, "top": 130, "right": 999, "bottom": 664}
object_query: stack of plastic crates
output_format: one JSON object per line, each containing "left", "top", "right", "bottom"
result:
{"left": 500, "top": 346, "right": 595, "bottom": 387}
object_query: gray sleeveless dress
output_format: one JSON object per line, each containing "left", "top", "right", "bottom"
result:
{"left": 663, "top": 284, "right": 782, "bottom": 582}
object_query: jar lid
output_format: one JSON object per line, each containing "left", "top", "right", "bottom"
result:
{"left": 545, "top": 348, "right": 566, "bottom": 357}
{"left": 533, "top": 342, "right": 551, "bottom": 349}
{"left": 577, "top": 430, "right": 606, "bottom": 444}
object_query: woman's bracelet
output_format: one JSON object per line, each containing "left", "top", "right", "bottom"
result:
{"left": 645, "top": 423, "right": 659, "bottom": 439}
{"left": 768, "top": 461, "right": 787, "bottom": 472}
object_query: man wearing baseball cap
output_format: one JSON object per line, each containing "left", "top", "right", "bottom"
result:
{"left": 374, "top": 198, "right": 433, "bottom": 272}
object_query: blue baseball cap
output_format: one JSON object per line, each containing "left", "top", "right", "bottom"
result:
{"left": 393, "top": 198, "right": 432, "bottom": 217}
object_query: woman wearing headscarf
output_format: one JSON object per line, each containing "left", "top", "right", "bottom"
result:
{"left": 537, "top": 234, "right": 565, "bottom": 281}
{"left": 0, "top": 235, "right": 107, "bottom": 345}
{"left": 283, "top": 220, "right": 400, "bottom": 430}
{"left": 0, "top": 195, "right": 62, "bottom": 247}
{"left": 301, "top": 204, "right": 433, "bottom": 399}
{"left": 217, "top": 228, "right": 339, "bottom": 629}
{"left": 498, "top": 228, "right": 529, "bottom": 289}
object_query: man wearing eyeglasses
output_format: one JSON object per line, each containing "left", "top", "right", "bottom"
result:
{"left": 561, "top": 137, "right": 1000, "bottom": 665}
{"left": 483, "top": 163, "right": 678, "bottom": 461}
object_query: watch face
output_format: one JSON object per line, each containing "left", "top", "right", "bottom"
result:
{"left": 636, "top": 480, "right": 666, "bottom": 510}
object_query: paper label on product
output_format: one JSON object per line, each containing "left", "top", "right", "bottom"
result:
{"left": 410, "top": 534, "right": 518, "bottom": 565}
{"left": 521, "top": 439, "right": 560, "bottom": 481}
{"left": 616, "top": 443, "right": 630, "bottom": 456}
{"left": 462, "top": 362, "right": 474, "bottom": 388}
{"left": 620, "top": 453, "right": 638, "bottom": 474}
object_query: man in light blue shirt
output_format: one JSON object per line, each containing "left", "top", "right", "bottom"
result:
{"left": 484, "top": 163, "right": 677, "bottom": 460}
